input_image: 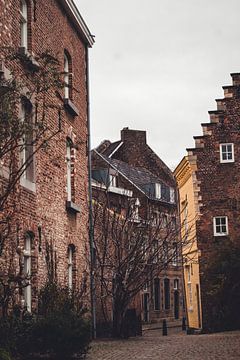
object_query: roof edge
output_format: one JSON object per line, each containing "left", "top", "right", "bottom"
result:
{"left": 58, "top": 0, "right": 95, "bottom": 47}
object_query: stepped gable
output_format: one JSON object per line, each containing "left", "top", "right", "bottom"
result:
{"left": 187, "top": 73, "right": 240, "bottom": 156}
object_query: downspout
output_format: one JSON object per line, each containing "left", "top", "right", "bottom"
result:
{"left": 86, "top": 44, "right": 96, "bottom": 339}
{"left": 175, "top": 183, "right": 189, "bottom": 331}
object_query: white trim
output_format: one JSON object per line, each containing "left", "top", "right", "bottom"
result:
{"left": 58, "top": 0, "right": 94, "bottom": 47}
{"left": 109, "top": 141, "right": 123, "bottom": 158}
{"left": 155, "top": 183, "right": 161, "bottom": 199}
{"left": 213, "top": 216, "right": 228, "bottom": 236}
{"left": 20, "top": 0, "right": 28, "bottom": 49}
{"left": 220, "top": 143, "right": 234, "bottom": 163}
{"left": 64, "top": 52, "right": 69, "bottom": 99}
{"left": 24, "top": 234, "right": 32, "bottom": 312}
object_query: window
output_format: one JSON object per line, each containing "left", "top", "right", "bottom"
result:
{"left": 132, "top": 198, "right": 140, "bottom": 221}
{"left": 109, "top": 174, "right": 117, "bottom": 187}
{"left": 64, "top": 51, "right": 72, "bottom": 100}
{"left": 163, "top": 242, "right": 169, "bottom": 264}
{"left": 174, "top": 279, "right": 179, "bottom": 290}
{"left": 220, "top": 143, "right": 234, "bottom": 163}
{"left": 20, "top": 101, "right": 35, "bottom": 190}
{"left": 143, "top": 281, "right": 148, "bottom": 291}
{"left": 66, "top": 139, "right": 75, "bottom": 202}
{"left": 172, "top": 243, "right": 178, "bottom": 266}
{"left": 68, "top": 245, "right": 74, "bottom": 290}
{"left": 186, "top": 265, "right": 192, "bottom": 307}
{"left": 154, "top": 278, "right": 160, "bottom": 310}
{"left": 155, "top": 183, "right": 161, "bottom": 199}
{"left": 164, "top": 278, "right": 170, "bottom": 310}
{"left": 20, "top": 0, "right": 28, "bottom": 49}
{"left": 170, "top": 188, "right": 175, "bottom": 203}
{"left": 213, "top": 216, "right": 228, "bottom": 236}
{"left": 152, "top": 240, "right": 158, "bottom": 264}
{"left": 23, "top": 233, "right": 32, "bottom": 312}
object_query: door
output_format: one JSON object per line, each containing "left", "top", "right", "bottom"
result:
{"left": 142, "top": 293, "right": 149, "bottom": 322}
{"left": 174, "top": 290, "right": 179, "bottom": 319}
{"left": 196, "top": 284, "right": 201, "bottom": 328}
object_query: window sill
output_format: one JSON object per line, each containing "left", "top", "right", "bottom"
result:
{"left": 20, "top": 178, "right": 36, "bottom": 193}
{"left": 64, "top": 99, "right": 79, "bottom": 117}
{"left": 18, "top": 47, "right": 40, "bottom": 71}
{"left": 66, "top": 200, "right": 80, "bottom": 213}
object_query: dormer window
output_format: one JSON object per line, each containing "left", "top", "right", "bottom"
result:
{"left": 220, "top": 143, "right": 234, "bottom": 163}
{"left": 109, "top": 174, "right": 117, "bottom": 187}
{"left": 155, "top": 183, "right": 161, "bottom": 199}
{"left": 20, "top": 0, "right": 28, "bottom": 49}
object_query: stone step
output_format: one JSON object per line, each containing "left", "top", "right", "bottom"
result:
{"left": 231, "top": 72, "right": 240, "bottom": 86}
{"left": 208, "top": 110, "right": 224, "bottom": 123}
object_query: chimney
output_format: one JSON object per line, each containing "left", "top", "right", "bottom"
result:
{"left": 121, "top": 127, "right": 147, "bottom": 145}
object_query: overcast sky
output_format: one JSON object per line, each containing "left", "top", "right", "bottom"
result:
{"left": 75, "top": 0, "right": 240, "bottom": 169}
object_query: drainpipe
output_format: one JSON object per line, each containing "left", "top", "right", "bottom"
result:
{"left": 85, "top": 44, "right": 96, "bottom": 339}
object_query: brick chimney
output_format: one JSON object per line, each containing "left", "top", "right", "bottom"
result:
{"left": 121, "top": 127, "right": 147, "bottom": 145}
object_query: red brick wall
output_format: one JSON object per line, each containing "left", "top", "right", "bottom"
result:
{"left": 187, "top": 74, "right": 240, "bottom": 330}
{"left": 0, "top": 0, "right": 90, "bottom": 309}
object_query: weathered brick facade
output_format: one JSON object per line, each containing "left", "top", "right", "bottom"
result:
{"left": 92, "top": 128, "right": 184, "bottom": 328}
{"left": 175, "top": 73, "right": 240, "bottom": 331}
{"left": 0, "top": 0, "right": 94, "bottom": 311}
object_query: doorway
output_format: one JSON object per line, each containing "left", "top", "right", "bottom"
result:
{"left": 174, "top": 290, "right": 179, "bottom": 319}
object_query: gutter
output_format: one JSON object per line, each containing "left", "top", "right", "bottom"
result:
{"left": 58, "top": 0, "right": 95, "bottom": 47}
{"left": 86, "top": 46, "right": 96, "bottom": 338}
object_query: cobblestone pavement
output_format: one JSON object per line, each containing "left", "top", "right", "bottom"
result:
{"left": 87, "top": 329, "right": 240, "bottom": 360}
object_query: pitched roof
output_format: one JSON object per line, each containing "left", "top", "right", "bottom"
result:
{"left": 95, "top": 151, "right": 173, "bottom": 203}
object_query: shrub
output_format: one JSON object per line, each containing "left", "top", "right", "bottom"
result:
{"left": 0, "top": 282, "right": 91, "bottom": 359}
{"left": 0, "top": 348, "right": 12, "bottom": 360}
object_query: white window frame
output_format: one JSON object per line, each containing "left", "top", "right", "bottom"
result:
{"left": 20, "top": 0, "right": 28, "bottom": 49}
{"left": 20, "top": 103, "right": 36, "bottom": 192}
{"left": 64, "top": 52, "right": 69, "bottom": 99}
{"left": 155, "top": 183, "right": 161, "bottom": 199}
{"left": 109, "top": 174, "right": 117, "bottom": 187}
{"left": 68, "top": 246, "right": 73, "bottom": 290}
{"left": 24, "top": 234, "right": 31, "bottom": 312}
{"left": 173, "top": 279, "right": 179, "bottom": 290}
{"left": 170, "top": 187, "right": 175, "bottom": 203}
{"left": 66, "top": 141, "right": 72, "bottom": 201}
{"left": 220, "top": 143, "right": 234, "bottom": 163}
{"left": 213, "top": 216, "right": 228, "bottom": 236}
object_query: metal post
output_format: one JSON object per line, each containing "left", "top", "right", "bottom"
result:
{"left": 86, "top": 45, "right": 96, "bottom": 339}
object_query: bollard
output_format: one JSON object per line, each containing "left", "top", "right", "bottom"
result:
{"left": 162, "top": 319, "right": 168, "bottom": 336}
{"left": 182, "top": 316, "right": 186, "bottom": 331}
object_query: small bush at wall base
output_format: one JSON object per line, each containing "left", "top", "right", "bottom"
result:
{"left": 0, "top": 349, "right": 12, "bottom": 360}
{"left": 0, "top": 282, "right": 91, "bottom": 360}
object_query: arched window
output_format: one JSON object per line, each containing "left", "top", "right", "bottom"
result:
{"left": 20, "top": 0, "right": 28, "bottom": 49}
{"left": 23, "top": 233, "right": 32, "bottom": 312}
{"left": 64, "top": 51, "right": 72, "bottom": 100}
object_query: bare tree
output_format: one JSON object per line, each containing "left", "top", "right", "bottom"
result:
{"left": 91, "top": 180, "right": 193, "bottom": 337}
{"left": 0, "top": 48, "right": 63, "bottom": 314}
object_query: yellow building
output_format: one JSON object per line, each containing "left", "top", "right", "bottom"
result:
{"left": 174, "top": 156, "right": 202, "bottom": 331}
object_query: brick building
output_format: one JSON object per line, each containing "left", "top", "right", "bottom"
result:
{"left": 0, "top": 0, "right": 94, "bottom": 312}
{"left": 174, "top": 73, "right": 240, "bottom": 332}
{"left": 92, "top": 128, "right": 184, "bottom": 329}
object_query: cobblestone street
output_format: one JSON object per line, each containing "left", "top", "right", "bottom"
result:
{"left": 87, "top": 329, "right": 240, "bottom": 360}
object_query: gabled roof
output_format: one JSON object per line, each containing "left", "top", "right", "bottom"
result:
{"left": 94, "top": 150, "right": 174, "bottom": 204}
{"left": 58, "top": 0, "right": 94, "bottom": 47}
